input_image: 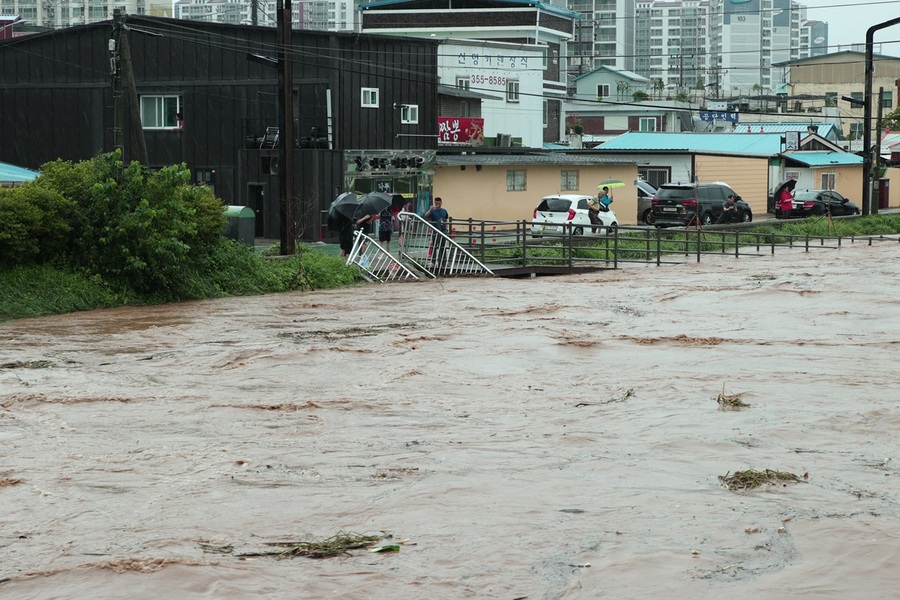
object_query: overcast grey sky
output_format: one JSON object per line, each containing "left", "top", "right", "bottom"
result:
{"left": 800, "top": 0, "right": 900, "bottom": 53}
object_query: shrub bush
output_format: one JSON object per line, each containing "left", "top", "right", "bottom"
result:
{"left": 0, "top": 183, "right": 73, "bottom": 267}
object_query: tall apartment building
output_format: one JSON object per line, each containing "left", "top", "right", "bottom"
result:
{"left": 634, "top": 0, "right": 708, "bottom": 92}
{"left": 0, "top": 0, "right": 147, "bottom": 28}
{"left": 570, "top": 0, "right": 827, "bottom": 98}
{"left": 708, "top": 0, "right": 805, "bottom": 95}
{"left": 568, "top": 0, "right": 634, "bottom": 75}
{"left": 172, "top": 0, "right": 354, "bottom": 30}
{"left": 798, "top": 18, "right": 828, "bottom": 59}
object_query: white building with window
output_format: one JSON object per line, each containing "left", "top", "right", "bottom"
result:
{"left": 439, "top": 40, "right": 546, "bottom": 147}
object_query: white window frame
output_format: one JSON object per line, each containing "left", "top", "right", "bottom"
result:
{"left": 456, "top": 76, "right": 470, "bottom": 91}
{"left": 507, "top": 169, "right": 526, "bottom": 191}
{"left": 820, "top": 172, "right": 836, "bottom": 190}
{"left": 361, "top": 87, "right": 379, "bottom": 108}
{"left": 140, "top": 94, "right": 182, "bottom": 129}
{"left": 597, "top": 83, "right": 610, "bottom": 98}
{"left": 506, "top": 79, "right": 520, "bottom": 103}
{"left": 639, "top": 117, "right": 657, "bottom": 132}
{"left": 401, "top": 104, "right": 419, "bottom": 124}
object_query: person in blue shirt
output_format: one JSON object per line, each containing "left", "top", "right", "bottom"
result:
{"left": 424, "top": 197, "right": 449, "bottom": 232}
{"left": 598, "top": 186, "right": 613, "bottom": 211}
{"left": 424, "top": 197, "right": 450, "bottom": 270}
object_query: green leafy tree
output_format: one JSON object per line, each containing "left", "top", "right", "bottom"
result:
{"left": 35, "top": 151, "right": 226, "bottom": 298}
{"left": 883, "top": 107, "right": 900, "bottom": 133}
{"left": 632, "top": 90, "right": 650, "bottom": 102}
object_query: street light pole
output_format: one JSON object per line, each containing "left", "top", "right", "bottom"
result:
{"left": 863, "top": 17, "right": 900, "bottom": 216}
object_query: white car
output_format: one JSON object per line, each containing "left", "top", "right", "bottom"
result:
{"left": 531, "top": 194, "right": 619, "bottom": 236}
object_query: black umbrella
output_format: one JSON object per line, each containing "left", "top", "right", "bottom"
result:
{"left": 773, "top": 178, "right": 797, "bottom": 200}
{"left": 327, "top": 192, "right": 360, "bottom": 231}
{"left": 354, "top": 192, "right": 393, "bottom": 219}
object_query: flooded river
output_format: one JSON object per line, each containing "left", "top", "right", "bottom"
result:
{"left": 2, "top": 242, "right": 900, "bottom": 599}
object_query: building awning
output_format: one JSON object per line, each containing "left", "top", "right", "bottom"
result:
{"left": 782, "top": 152, "right": 862, "bottom": 167}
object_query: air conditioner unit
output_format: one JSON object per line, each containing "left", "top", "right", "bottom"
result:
{"left": 495, "top": 133, "right": 512, "bottom": 147}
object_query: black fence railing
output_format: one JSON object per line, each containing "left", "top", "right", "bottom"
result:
{"left": 442, "top": 219, "right": 900, "bottom": 272}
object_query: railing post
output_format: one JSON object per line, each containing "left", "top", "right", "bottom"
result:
{"left": 734, "top": 231, "right": 739, "bottom": 258}
{"left": 805, "top": 234, "right": 810, "bottom": 252}
{"left": 516, "top": 219, "right": 528, "bottom": 267}
{"left": 480, "top": 221, "right": 486, "bottom": 264}
{"left": 696, "top": 228, "right": 701, "bottom": 263}
{"left": 613, "top": 226, "right": 619, "bottom": 269}
{"left": 656, "top": 226, "right": 662, "bottom": 266}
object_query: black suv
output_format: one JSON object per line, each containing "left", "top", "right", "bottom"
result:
{"left": 651, "top": 182, "right": 752, "bottom": 227}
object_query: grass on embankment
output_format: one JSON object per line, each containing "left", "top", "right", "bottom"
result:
{"left": 0, "top": 241, "right": 360, "bottom": 323}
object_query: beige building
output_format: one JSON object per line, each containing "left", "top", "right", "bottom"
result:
{"left": 432, "top": 154, "right": 639, "bottom": 224}
{"left": 775, "top": 51, "right": 900, "bottom": 139}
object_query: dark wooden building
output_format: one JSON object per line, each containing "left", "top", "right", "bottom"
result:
{"left": 0, "top": 15, "right": 439, "bottom": 241}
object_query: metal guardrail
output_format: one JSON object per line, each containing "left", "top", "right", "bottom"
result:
{"left": 346, "top": 215, "right": 900, "bottom": 279}
{"left": 397, "top": 212, "right": 494, "bottom": 278}
{"left": 435, "top": 218, "right": 900, "bottom": 272}
{"left": 346, "top": 230, "right": 419, "bottom": 283}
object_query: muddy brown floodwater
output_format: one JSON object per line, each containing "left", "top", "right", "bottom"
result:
{"left": 2, "top": 243, "right": 900, "bottom": 599}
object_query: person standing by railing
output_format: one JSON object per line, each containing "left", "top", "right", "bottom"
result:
{"left": 425, "top": 197, "right": 450, "bottom": 270}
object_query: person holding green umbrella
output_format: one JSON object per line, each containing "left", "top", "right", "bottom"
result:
{"left": 597, "top": 178, "right": 624, "bottom": 211}
{"left": 597, "top": 185, "right": 613, "bottom": 212}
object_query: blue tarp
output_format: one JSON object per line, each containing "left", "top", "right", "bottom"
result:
{"left": 0, "top": 161, "right": 39, "bottom": 183}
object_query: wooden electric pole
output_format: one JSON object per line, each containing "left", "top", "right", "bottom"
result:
{"left": 277, "top": 0, "right": 295, "bottom": 255}
{"left": 113, "top": 10, "right": 148, "bottom": 166}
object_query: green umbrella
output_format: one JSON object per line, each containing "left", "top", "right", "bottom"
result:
{"left": 597, "top": 178, "right": 626, "bottom": 189}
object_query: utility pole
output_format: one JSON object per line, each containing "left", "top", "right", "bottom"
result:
{"left": 110, "top": 19, "right": 124, "bottom": 156}
{"left": 112, "top": 10, "right": 148, "bottom": 166}
{"left": 863, "top": 17, "right": 900, "bottom": 216}
{"left": 251, "top": 0, "right": 258, "bottom": 26}
{"left": 873, "top": 86, "right": 885, "bottom": 213}
{"left": 277, "top": 0, "right": 295, "bottom": 255}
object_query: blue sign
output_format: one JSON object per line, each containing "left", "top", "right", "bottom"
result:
{"left": 700, "top": 111, "right": 740, "bottom": 124}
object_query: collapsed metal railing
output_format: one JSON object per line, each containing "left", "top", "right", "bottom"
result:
{"left": 396, "top": 212, "right": 494, "bottom": 278}
{"left": 346, "top": 230, "right": 420, "bottom": 282}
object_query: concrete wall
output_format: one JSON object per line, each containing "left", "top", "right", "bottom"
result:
{"left": 433, "top": 162, "right": 639, "bottom": 223}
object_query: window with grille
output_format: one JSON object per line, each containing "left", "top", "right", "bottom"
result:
{"left": 507, "top": 170, "right": 526, "bottom": 191}
{"left": 560, "top": 170, "right": 579, "bottom": 191}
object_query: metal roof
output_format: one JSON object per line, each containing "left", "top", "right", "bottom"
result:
{"left": 732, "top": 122, "right": 838, "bottom": 137}
{"left": 436, "top": 153, "right": 633, "bottom": 166}
{"left": 597, "top": 132, "right": 784, "bottom": 156}
{"left": 573, "top": 65, "right": 649, "bottom": 83}
{"left": 0, "top": 161, "right": 38, "bottom": 183}
{"left": 783, "top": 152, "right": 862, "bottom": 167}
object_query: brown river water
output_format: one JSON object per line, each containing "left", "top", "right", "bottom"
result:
{"left": 2, "top": 242, "right": 900, "bottom": 599}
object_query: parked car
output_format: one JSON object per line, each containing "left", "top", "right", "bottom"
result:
{"left": 774, "top": 189, "right": 860, "bottom": 219}
{"left": 531, "top": 194, "right": 619, "bottom": 236}
{"left": 635, "top": 179, "right": 658, "bottom": 225}
{"left": 651, "top": 182, "right": 752, "bottom": 227}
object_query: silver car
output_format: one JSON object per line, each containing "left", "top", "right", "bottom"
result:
{"left": 635, "top": 179, "right": 658, "bottom": 225}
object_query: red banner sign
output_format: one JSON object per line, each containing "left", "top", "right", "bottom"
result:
{"left": 437, "top": 117, "right": 485, "bottom": 145}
